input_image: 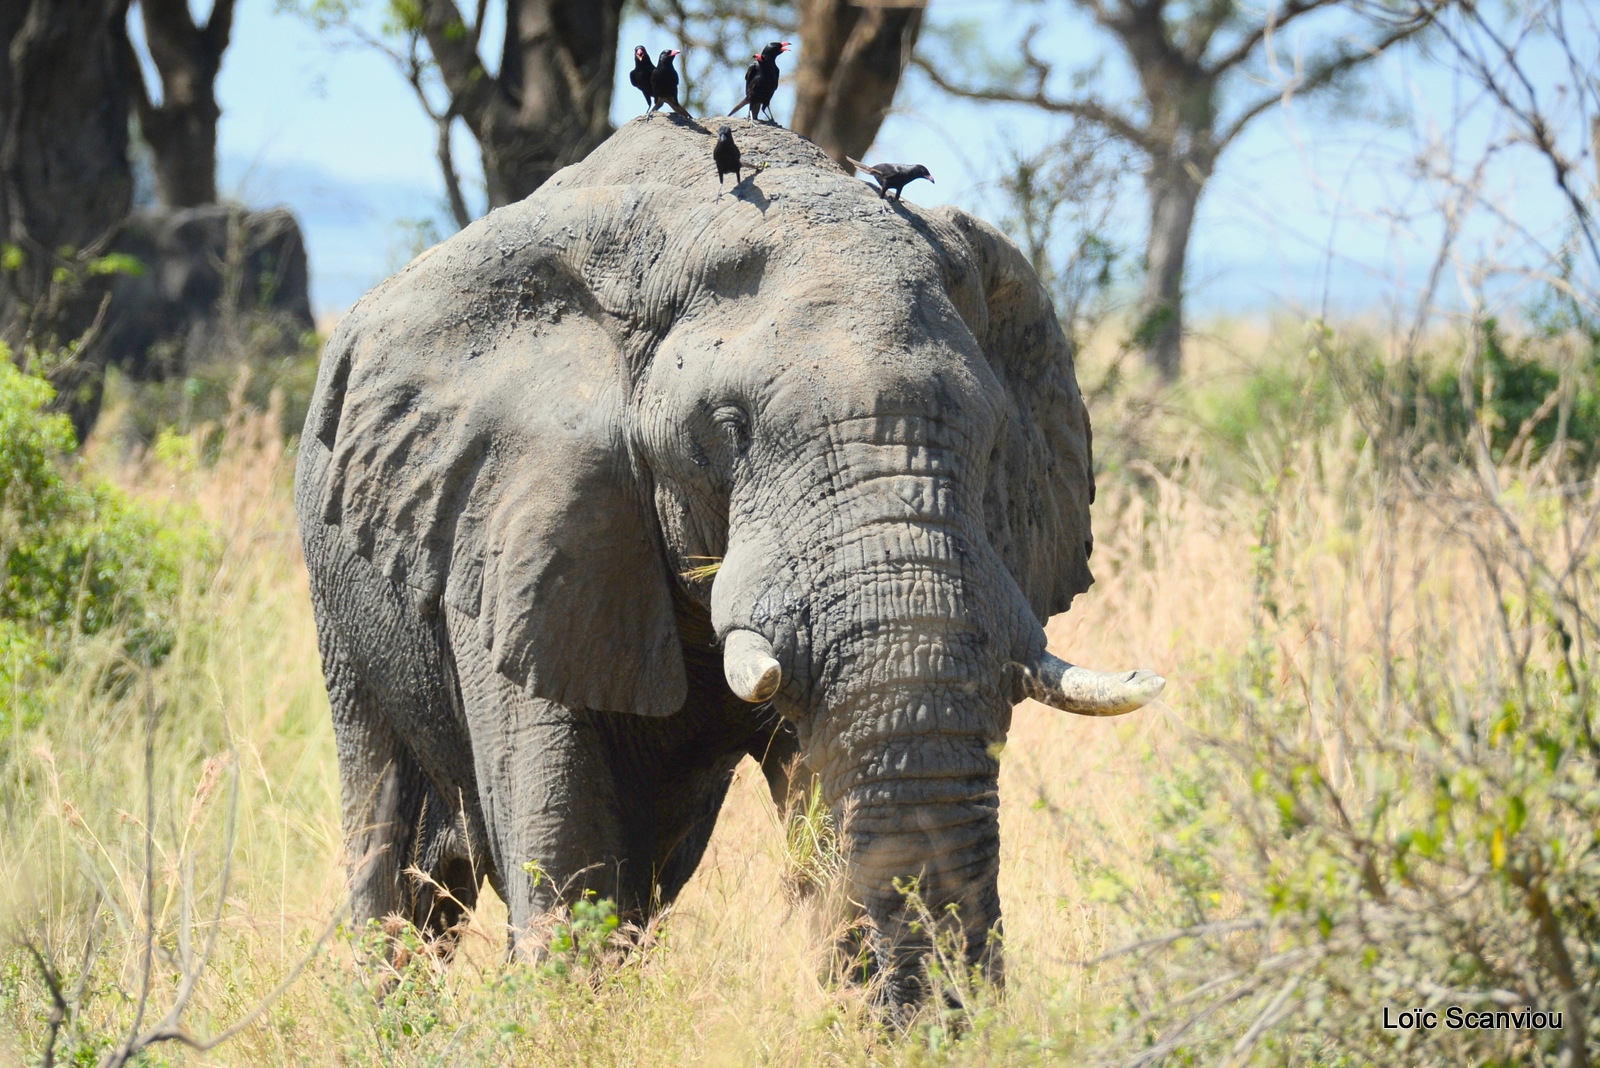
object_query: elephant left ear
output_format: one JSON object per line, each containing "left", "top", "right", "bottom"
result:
{"left": 924, "top": 206, "right": 1096, "bottom": 621}
{"left": 302, "top": 208, "right": 687, "bottom": 717}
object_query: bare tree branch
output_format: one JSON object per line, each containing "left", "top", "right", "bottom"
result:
{"left": 1217, "top": 16, "right": 1432, "bottom": 149}
{"left": 1176, "top": 0, "right": 1246, "bottom": 64}
{"left": 23, "top": 940, "right": 69, "bottom": 1068}
{"left": 98, "top": 909, "right": 345, "bottom": 1066}
{"left": 918, "top": 0, "right": 1456, "bottom": 376}
{"left": 415, "top": 0, "right": 497, "bottom": 134}
{"left": 301, "top": 17, "right": 474, "bottom": 227}
{"left": 1202, "top": 0, "right": 1346, "bottom": 76}
{"left": 913, "top": 53, "right": 1152, "bottom": 151}
{"left": 90, "top": 698, "right": 347, "bottom": 1068}
{"left": 1430, "top": 1, "right": 1600, "bottom": 275}
{"left": 200, "top": 0, "right": 236, "bottom": 57}
{"left": 436, "top": 112, "right": 471, "bottom": 230}
{"left": 469, "top": 0, "right": 490, "bottom": 53}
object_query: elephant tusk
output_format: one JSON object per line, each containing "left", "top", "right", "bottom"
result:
{"left": 724, "top": 628, "right": 782, "bottom": 703}
{"left": 1013, "top": 652, "right": 1165, "bottom": 716}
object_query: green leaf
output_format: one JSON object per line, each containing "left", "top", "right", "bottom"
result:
{"left": 87, "top": 252, "right": 144, "bottom": 277}
{"left": 1505, "top": 795, "right": 1526, "bottom": 836}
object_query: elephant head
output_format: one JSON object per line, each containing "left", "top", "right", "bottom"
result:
{"left": 303, "top": 118, "right": 1162, "bottom": 1004}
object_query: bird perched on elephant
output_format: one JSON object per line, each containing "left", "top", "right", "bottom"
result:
{"left": 649, "top": 48, "right": 690, "bottom": 117}
{"left": 628, "top": 46, "right": 655, "bottom": 112}
{"left": 295, "top": 117, "right": 1163, "bottom": 1008}
{"left": 846, "top": 158, "right": 934, "bottom": 200}
{"left": 713, "top": 125, "right": 742, "bottom": 189}
{"left": 729, "top": 40, "right": 791, "bottom": 123}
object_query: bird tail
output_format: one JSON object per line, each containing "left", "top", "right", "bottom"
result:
{"left": 845, "top": 156, "right": 867, "bottom": 173}
{"left": 727, "top": 96, "right": 749, "bottom": 116}
{"left": 670, "top": 98, "right": 692, "bottom": 118}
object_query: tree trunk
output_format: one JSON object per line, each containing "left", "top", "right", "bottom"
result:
{"left": 0, "top": 0, "right": 134, "bottom": 435}
{"left": 1136, "top": 159, "right": 1205, "bottom": 379}
{"left": 141, "top": 109, "right": 218, "bottom": 207}
{"left": 423, "top": 0, "right": 623, "bottom": 207}
{"left": 134, "top": 0, "right": 235, "bottom": 208}
{"left": 791, "top": 0, "right": 924, "bottom": 166}
{"left": 1, "top": 0, "right": 133, "bottom": 264}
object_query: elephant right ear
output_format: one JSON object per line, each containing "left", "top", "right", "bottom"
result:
{"left": 923, "top": 206, "right": 1096, "bottom": 623}
{"left": 301, "top": 209, "right": 687, "bottom": 717}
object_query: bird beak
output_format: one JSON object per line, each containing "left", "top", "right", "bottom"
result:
{"left": 670, "top": 49, "right": 681, "bottom": 57}
{"left": 928, "top": 176, "right": 936, "bottom": 183}
{"left": 781, "top": 42, "right": 792, "bottom": 51}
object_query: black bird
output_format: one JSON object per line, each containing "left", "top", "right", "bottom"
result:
{"left": 713, "top": 125, "right": 742, "bottom": 189}
{"left": 845, "top": 158, "right": 934, "bottom": 200}
{"left": 628, "top": 46, "right": 655, "bottom": 112}
{"left": 728, "top": 40, "right": 791, "bottom": 123}
{"left": 649, "top": 49, "right": 691, "bottom": 118}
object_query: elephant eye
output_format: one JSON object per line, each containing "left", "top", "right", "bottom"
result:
{"left": 713, "top": 404, "right": 752, "bottom": 455}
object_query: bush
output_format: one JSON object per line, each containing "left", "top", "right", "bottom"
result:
{"left": 1079, "top": 348, "right": 1600, "bottom": 1066}
{"left": 1170, "top": 309, "right": 1600, "bottom": 482}
{"left": 1363, "top": 313, "right": 1600, "bottom": 473}
{"left": 0, "top": 354, "right": 212, "bottom": 729}
{"left": 100, "top": 330, "right": 322, "bottom": 457}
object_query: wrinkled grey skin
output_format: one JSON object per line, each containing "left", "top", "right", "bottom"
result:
{"left": 296, "top": 117, "right": 1141, "bottom": 1005}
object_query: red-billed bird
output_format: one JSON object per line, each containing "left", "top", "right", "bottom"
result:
{"left": 649, "top": 49, "right": 691, "bottom": 118}
{"left": 629, "top": 46, "right": 655, "bottom": 113}
{"left": 845, "top": 158, "right": 934, "bottom": 200}
{"left": 713, "top": 125, "right": 742, "bottom": 190}
{"left": 728, "top": 41, "right": 791, "bottom": 123}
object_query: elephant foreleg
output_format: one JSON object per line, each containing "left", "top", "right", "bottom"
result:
{"left": 333, "top": 700, "right": 483, "bottom": 948}
{"left": 412, "top": 779, "right": 484, "bottom": 941}
{"left": 444, "top": 605, "right": 630, "bottom": 951}
{"left": 302, "top": 514, "right": 490, "bottom": 946}
{"left": 329, "top": 683, "right": 428, "bottom": 930}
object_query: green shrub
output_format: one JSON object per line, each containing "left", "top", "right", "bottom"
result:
{"left": 0, "top": 355, "right": 213, "bottom": 729}
{"left": 1368, "top": 314, "right": 1600, "bottom": 472}
{"left": 1082, "top": 415, "right": 1600, "bottom": 1066}
{"left": 1189, "top": 349, "right": 1343, "bottom": 457}
{"left": 100, "top": 330, "right": 322, "bottom": 457}
{"left": 540, "top": 895, "right": 622, "bottom": 980}
{"left": 1184, "top": 308, "right": 1600, "bottom": 479}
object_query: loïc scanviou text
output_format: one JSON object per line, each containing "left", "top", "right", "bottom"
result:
{"left": 1382, "top": 1007, "right": 1563, "bottom": 1031}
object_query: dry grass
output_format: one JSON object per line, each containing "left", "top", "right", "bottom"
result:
{"left": 2, "top": 317, "right": 1593, "bottom": 1064}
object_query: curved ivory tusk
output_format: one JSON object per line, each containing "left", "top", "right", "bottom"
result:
{"left": 724, "top": 628, "right": 782, "bottom": 703}
{"left": 1014, "top": 652, "right": 1165, "bottom": 716}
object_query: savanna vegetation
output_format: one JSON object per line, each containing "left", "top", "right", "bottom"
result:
{"left": 3, "top": 294, "right": 1599, "bottom": 1065}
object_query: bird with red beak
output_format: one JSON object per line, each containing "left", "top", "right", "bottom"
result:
{"left": 729, "top": 41, "right": 792, "bottom": 124}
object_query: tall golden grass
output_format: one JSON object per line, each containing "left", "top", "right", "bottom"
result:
{"left": 3, "top": 321, "right": 1595, "bottom": 1065}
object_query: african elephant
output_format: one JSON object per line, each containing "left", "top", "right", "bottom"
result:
{"left": 294, "top": 116, "right": 1163, "bottom": 1006}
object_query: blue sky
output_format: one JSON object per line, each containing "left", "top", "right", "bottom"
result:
{"left": 182, "top": 1, "right": 1584, "bottom": 324}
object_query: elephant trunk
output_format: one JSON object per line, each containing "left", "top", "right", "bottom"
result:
{"left": 838, "top": 765, "right": 1004, "bottom": 1004}
{"left": 802, "top": 597, "right": 1012, "bottom": 1005}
